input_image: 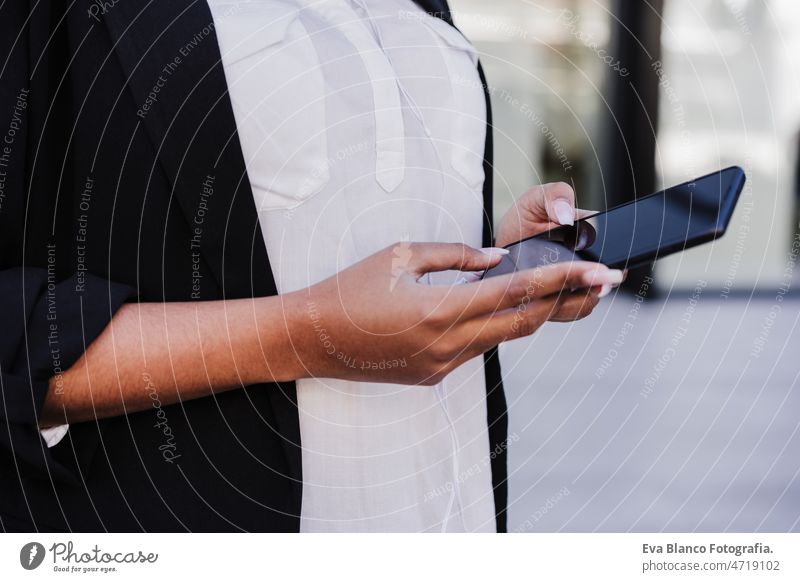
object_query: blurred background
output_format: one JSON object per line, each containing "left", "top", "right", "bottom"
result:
{"left": 448, "top": 0, "right": 800, "bottom": 531}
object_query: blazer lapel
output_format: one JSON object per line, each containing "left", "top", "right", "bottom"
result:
{"left": 102, "top": 0, "right": 275, "bottom": 299}
{"left": 102, "top": 0, "right": 303, "bottom": 491}
{"left": 412, "top": 0, "right": 454, "bottom": 23}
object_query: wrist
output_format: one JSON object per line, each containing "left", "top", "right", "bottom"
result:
{"left": 257, "top": 291, "right": 313, "bottom": 383}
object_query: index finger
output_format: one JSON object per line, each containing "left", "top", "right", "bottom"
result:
{"left": 443, "top": 260, "right": 623, "bottom": 321}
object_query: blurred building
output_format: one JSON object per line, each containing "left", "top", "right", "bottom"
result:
{"left": 450, "top": 0, "right": 800, "bottom": 292}
{"left": 449, "top": 0, "right": 800, "bottom": 533}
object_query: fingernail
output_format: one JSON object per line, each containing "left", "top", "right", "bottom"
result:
{"left": 464, "top": 272, "right": 483, "bottom": 282}
{"left": 481, "top": 247, "right": 509, "bottom": 256}
{"left": 553, "top": 199, "right": 574, "bottom": 226}
{"left": 457, "top": 272, "right": 483, "bottom": 284}
{"left": 598, "top": 284, "right": 612, "bottom": 298}
{"left": 582, "top": 267, "right": 624, "bottom": 287}
{"left": 576, "top": 229, "right": 589, "bottom": 250}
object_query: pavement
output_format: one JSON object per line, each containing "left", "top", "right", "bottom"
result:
{"left": 501, "top": 290, "right": 800, "bottom": 532}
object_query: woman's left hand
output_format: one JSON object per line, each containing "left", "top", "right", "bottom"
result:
{"left": 495, "top": 181, "right": 594, "bottom": 248}
{"left": 494, "top": 181, "right": 625, "bottom": 301}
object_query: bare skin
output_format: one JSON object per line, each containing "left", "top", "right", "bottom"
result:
{"left": 494, "top": 181, "right": 594, "bottom": 248}
{"left": 40, "top": 182, "right": 621, "bottom": 427}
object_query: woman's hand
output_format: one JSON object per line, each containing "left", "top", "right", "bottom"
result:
{"left": 283, "top": 242, "right": 622, "bottom": 385}
{"left": 495, "top": 181, "right": 625, "bottom": 296}
{"left": 45, "top": 241, "right": 624, "bottom": 424}
{"left": 495, "top": 181, "right": 594, "bottom": 248}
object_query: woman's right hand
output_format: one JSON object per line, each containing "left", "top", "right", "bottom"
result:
{"left": 283, "top": 242, "right": 623, "bottom": 385}
{"left": 43, "top": 240, "right": 623, "bottom": 426}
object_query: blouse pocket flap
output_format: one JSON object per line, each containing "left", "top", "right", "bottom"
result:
{"left": 421, "top": 17, "right": 478, "bottom": 66}
{"left": 209, "top": 0, "right": 300, "bottom": 65}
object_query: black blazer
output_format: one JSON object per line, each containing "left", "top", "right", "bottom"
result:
{"left": 0, "top": 0, "right": 507, "bottom": 532}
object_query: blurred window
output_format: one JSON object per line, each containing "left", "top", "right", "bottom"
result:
{"left": 451, "top": 0, "right": 800, "bottom": 291}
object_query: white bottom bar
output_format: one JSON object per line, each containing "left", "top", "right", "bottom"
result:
{"left": 2, "top": 533, "right": 798, "bottom": 581}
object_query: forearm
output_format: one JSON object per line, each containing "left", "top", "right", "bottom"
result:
{"left": 40, "top": 295, "right": 303, "bottom": 426}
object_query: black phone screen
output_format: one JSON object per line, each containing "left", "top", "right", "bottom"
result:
{"left": 484, "top": 166, "right": 745, "bottom": 277}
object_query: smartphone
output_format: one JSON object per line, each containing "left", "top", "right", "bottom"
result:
{"left": 483, "top": 166, "right": 746, "bottom": 278}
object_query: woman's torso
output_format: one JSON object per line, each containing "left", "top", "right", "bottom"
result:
{"left": 209, "top": 0, "right": 495, "bottom": 531}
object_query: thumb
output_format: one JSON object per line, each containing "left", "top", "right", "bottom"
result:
{"left": 548, "top": 198, "right": 576, "bottom": 227}
{"left": 404, "top": 243, "right": 509, "bottom": 278}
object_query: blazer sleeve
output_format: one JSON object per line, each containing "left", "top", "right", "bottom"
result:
{"left": 0, "top": 268, "right": 136, "bottom": 484}
{"left": 0, "top": 2, "right": 137, "bottom": 484}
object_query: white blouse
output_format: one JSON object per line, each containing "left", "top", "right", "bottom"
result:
{"left": 208, "top": 0, "right": 495, "bottom": 531}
